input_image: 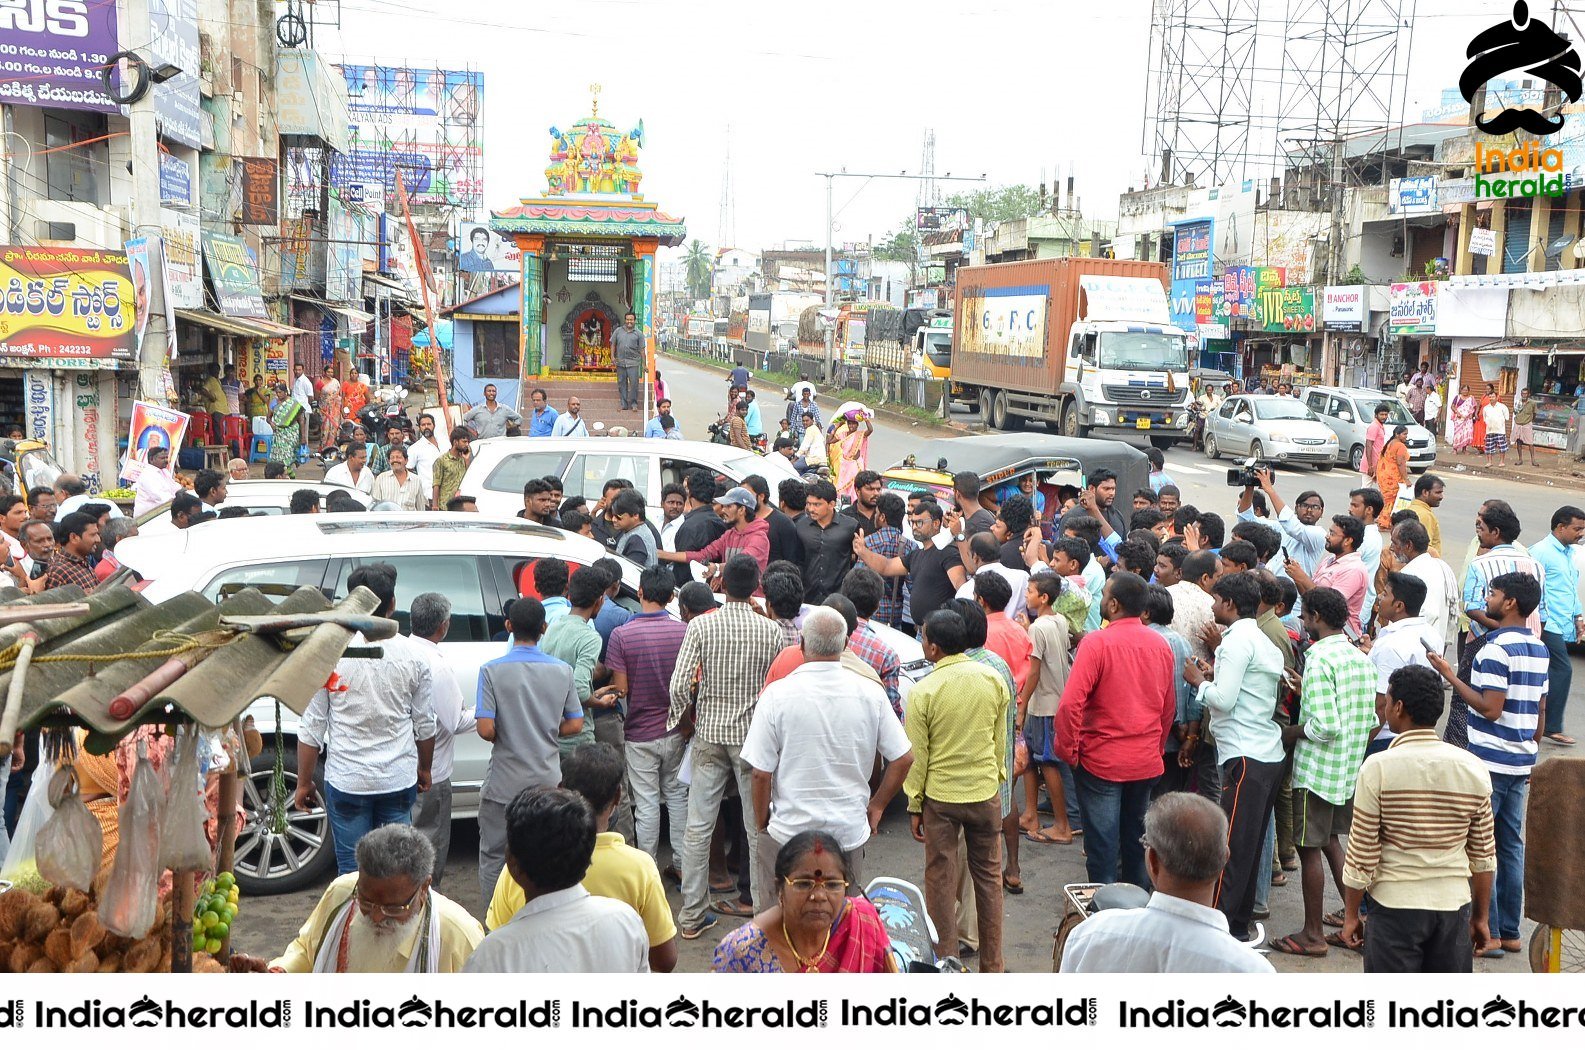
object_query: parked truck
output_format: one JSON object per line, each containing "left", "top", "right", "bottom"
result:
{"left": 949, "top": 258, "right": 1194, "bottom": 447}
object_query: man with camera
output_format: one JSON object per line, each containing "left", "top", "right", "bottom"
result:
{"left": 1248, "top": 467, "right": 1327, "bottom": 578}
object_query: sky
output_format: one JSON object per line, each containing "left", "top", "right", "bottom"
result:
{"left": 316, "top": 0, "right": 1530, "bottom": 265}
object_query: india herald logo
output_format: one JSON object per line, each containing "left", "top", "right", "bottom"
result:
{"left": 1461, "top": 1, "right": 1582, "bottom": 135}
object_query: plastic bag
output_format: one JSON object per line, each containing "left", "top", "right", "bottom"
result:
{"left": 0, "top": 770, "right": 55, "bottom": 891}
{"left": 159, "top": 729, "right": 212, "bottom": 873}
{"left": 35, "top": 767, "right": 103, "bottom": 892}
{"left": 97, "top": 740, "right": 164, "bottom": 938}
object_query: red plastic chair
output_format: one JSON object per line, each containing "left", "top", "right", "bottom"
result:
{"left": 219, "top": 415, "right": 247, "bottom": 457}
{"left": 188, "top": 411, "right": 213, "bottom": 446}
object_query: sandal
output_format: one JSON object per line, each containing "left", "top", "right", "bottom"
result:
{"left": 709, "top": 877, "right": 736, "bottom": 893}
{"left": 1268, "top": 934, "right": 1328, "bottom": 958}
{"left": 1002, "top": 874, "right": 1025, "bottom": 895}
{"left": 1281, "top": 853, "right": 1299, "bottom": 871}
{"left": 1545, "top": 733, "right": 1577, "bottom": 746}
{"left": 1325, "top": 931, "right": 1361, "bottom": 953}
{"left": 1270, "top": 871, "right": 1288, "bottom": 887}
{"left": 711, "top": 898, "right": 754, "bottom": 918}
{"left": 1023, "top": 827, "right": 1074, "bottom": 845}
{"left": 1322, "top": 909, "right": 1345, "bottom": 928}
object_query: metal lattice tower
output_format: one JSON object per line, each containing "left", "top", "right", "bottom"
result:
{"left": 917, "top": 128, "right": 939, "bottom": 208}
{"left": 1144, "top": 0, "right": 1261, "bottom": 188}
{"left": 718, "top": 126, "right": 736, "bottom": 248}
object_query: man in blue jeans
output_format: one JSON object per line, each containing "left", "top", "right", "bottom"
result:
{"left": 296, "top": 562, "right": 436, "bottom": 874}
{"left": 1430, "top": 570, "right": 1547, "bottom": 957}
{"left": 1529, "top": 505, "right": 1585, "bottom": 746}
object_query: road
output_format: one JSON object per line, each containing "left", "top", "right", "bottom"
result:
{"left": 235, "top": 356, "right": 1576, "bottom": 973}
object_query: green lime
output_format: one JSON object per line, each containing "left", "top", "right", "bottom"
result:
{"left": 201, "top": 911, "right": 220, "bottom": 930}
{"left": 205, "top": 938, "right": 223, "bottom": 954}
{"left": 220, "top": 906, "right": 236, "bottom": 924}
{"left": 192, "top": 929, "right": 206, "bottom": 950}
{"left": 211, "top": 922, "right": 229, "bottom": 939}
{"left": 216, "top": 872, "right": 235, "bottom": 889}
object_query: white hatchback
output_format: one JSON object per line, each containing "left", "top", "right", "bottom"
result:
{"left": 131, "top": 479, "right": 372, "bottom": 537}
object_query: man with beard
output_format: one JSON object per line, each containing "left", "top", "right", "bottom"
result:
{"left": 1068, "top": 468, "right": 1127, "bottom": 540}
{"left": 842, "top": 470, "right": 884, "bottom": 535}
{"left": 407, "top": 413, "right": 443, "bottom": 503}
{"left": 1288, "top": 514, "right": 1370, "bottom": 637}
{"left": 253, "top": 825, "right": 483, "bottom": 972}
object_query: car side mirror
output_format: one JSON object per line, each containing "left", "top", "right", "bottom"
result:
{"left": 1338, "top": 411, "right": 1352, "bottom": 422}
{"left": 1236, "top": 413, "right": 1253, "bottom": 424}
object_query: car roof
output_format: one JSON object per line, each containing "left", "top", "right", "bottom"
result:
{"left": 132, "top": 479, "right": 371, "bottom": 526}
{"left": 1308, "top": 386, "right": 1400, "bottom": 400}
{"left": 472, "top": 436, "right": 750, "bottom": 458}
{"left": 116, "top": 512, "right": 609, "bottom": 571}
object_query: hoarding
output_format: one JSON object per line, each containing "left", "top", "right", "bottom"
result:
{"left": 162, "top": 215, "right": 204, "bottom": 310}
{"left": 0, "top": 245, "right": 135, "bottom": 359}
{"left": 1389, "top": 281, "right": 1437, "bottom": 335}
{"left": 1222, "top": 265, "right": 1286, "bottom": 319}
{"left": 333, "top": 64, "right": 484, "bottom": 208}
{"left": 455, "top": 224, "right": 517, "bottom": 273}
{"left": 1323, "top": 285, "right": 1365, "bottom": 331}
{"left": 124, "top": 236, "right": 154, "bottom": 358}
{"left": 1255, "top": 285, "right": 1318, "bottom": 333}
{"left": 0, "top": 0, "right": 118, "bottom": 114}
{"left": 959, "top": 286, "right": 1047, "bottom": 359}
{"left": 916, "top": 207, "right": 969, "bottom": 233}
{"left": 160, "top": 153, "right": 193, "bottom": 206}
{"left": 235, "top": 157, "right": 280, "bottom": 226}
{"left": 201, "top": 233, "right": 267, "bottom": 318}
{"left": 1171, "top": 219, "right": 1214, "bottom": 281}
{"left": 325, "top": 201, "right": 362, "bottom": 303}
{"left": 147, "top": 0, "right": 202, "bottom": 148}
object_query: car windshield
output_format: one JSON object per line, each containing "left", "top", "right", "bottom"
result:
{"left": 1098, "top": 331, "right": 1189, "bottom": 372}
{"left": 1253, "top": 400, "right": 1317, "bottom": 421}
{"left": 1359, "top": 397, "right": 1414, "bottom": 425}
{"left": 923, "top": 331, "right": 952, "bottom": 366}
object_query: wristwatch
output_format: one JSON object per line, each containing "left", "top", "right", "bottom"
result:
{"left": 954, "top": 532, "right": 965, "bottom": 542}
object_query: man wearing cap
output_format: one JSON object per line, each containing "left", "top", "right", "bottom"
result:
{"left": 656, "top": 486, "right": 770, "bottom": 584}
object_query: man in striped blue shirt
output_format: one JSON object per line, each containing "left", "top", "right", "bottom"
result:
{"left": 1429, "top": 570, "right": 1547, "bottom": 958}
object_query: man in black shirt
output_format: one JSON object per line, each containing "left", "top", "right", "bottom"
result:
{"left": 793, "top": 478, "right": 859, "bottom": 603}
{"left": 670, "top": 468, "right": 730, "bottom": 588}
{"left": 1064, "top": 467, "right": 1128, "bottom": 540}
{"left": 743, "top": 474, "right": 804, "bottom": 566}
{"left": 995, "top": 493, "right": 1045, "bottom": 569}
{"left": 853, "top": 498, "right": 966, "bottom": 624}
{"left": 951, "top": 470, "right": 997, "bottom": 537}
{"left": 841, "top": 470, "right": 884, "bottom": 535}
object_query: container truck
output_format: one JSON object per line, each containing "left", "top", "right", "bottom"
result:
{"left": 949, "top": 258, "right": 1194, "bottom": 447}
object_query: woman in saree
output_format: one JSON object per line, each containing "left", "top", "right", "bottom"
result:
{"left": 1449, "top": 384, "right": 1477, "bottom": 452}
{"left": 317, "top": 372, "right": 343, "bottom": 451}
{"left": 710, "top": 831, "right": 896, "bottom": 973}
{"left": 340, "top": 372, "right": 370, "bottom": 424}
{"left": 1472, "top": 385, "right": 1495, "bottom": 452}
{"left": 268, "top": 382, "right": 304, "bottom": 478}
{"left": 830, "top": 409, "right": 874, "bottom": 502}
{"left": 1373, "top": 424, "right": 1410, "bottom": 528}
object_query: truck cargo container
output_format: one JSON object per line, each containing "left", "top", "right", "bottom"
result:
{"left": 949, "top": 258, "right": 1194, "bottom": 447}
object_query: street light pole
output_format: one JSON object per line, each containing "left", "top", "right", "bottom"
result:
{"left": 814, "top": 169, "right": 984, "bottom": 384}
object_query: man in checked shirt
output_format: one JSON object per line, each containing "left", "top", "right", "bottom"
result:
{"left": 667, "top": 554, "right": 785, "bottom": 940}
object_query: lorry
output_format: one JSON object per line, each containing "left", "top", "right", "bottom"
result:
{"left": 948, "top": 258, "right": 1194, "bottom": 447}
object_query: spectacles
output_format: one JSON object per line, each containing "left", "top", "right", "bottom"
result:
{"left": 355, "top": 881, "right": 424, "bottom": 919}
{"left": 783, "top": 877, "right": 848, "bottom": 894}
{"left": 1297, "top": 501, "right": 1323, "bottom": 511}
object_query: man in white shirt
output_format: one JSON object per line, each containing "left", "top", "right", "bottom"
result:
{"left": 1383, "top": 517, "right": 1458, "bottom": 653}
{"left": 54, "top": 475, "right": 124, "bottom": 520}
{"left": 324, "top": 441, "right": 376, "bottom": 495}
{"left": 407, "top": 413, "right": 443, "bottom": 501}
{"left": 1061, "top": 793, "right": 1273, "bottom": 972}
{"left": 464, "top": 787, "right": 649, "bottom": 973}
{"left": 408, "top": 593, "right": 475, "bottom": 885}
{"left": 292, "top": 363, "right": 316, "bottom": 453}
{"left": 955, "top": 532, "right": 1028, "bottom": 620}
{"left": 1367, "top": 571, "right": 1441, "bottom": 757}
{"left": 295, "top": 563, "right": 435, "bottom": 875}
{"left": 132, "top": 446, "right": 184, "bottom": 515}
{"left": 550, "top": 396, "right": 589, "bottom": 438}
{"left": 1167, "top": 549, "right": 1221, "bottom": 662}
{"left": 741, "top": 608, "right": 914, "bottom": 892}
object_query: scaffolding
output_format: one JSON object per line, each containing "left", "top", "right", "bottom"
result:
{"left": 1144, "top": 0, "right": 1262, "bottom": 189}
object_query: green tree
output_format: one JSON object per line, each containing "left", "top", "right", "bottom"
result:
{"left": 943, "top": 183, "right": 1043, "bottom": 222}
{"left": 683, "top": 239, "right": 713, "bottom": 300}
{"left": 873, "top": 221, "right": 918, "bottom": 264}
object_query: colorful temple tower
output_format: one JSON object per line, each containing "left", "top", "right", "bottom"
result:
{"left": 490, "top": 87, "right": 686, "bottom": 404}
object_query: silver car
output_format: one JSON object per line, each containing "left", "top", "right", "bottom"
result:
{"left": 1202, "top": 394, "right": 1339, "bottom": 469}
{"left": 1301, "top": 386, "right": 1438, "bottom": 473}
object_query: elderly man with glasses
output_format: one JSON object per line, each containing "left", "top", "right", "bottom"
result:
{"left": 236, "top": 825, "right": 483, "bottom": 973}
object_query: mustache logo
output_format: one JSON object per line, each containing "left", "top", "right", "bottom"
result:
{"left": 934, "top": 994, "right": 970, "bottom": 1025}
{"left": 398, "top": 997, "right": 433, "bottom": 1027}
{"left": 665, "top": 996, "right": 700, "bottom": 1026}
{"left": 1212, "top": 996, "right": 1248, "bottom": 1027}
{"left": 1482, "top": 995, "right": 1518, "bottom": 1026}
{"left": 1462, "top": 1, "right": 1582, "bottom": 136}
{"left": 128, "top": 996, "right": 162, "bottom": 1027}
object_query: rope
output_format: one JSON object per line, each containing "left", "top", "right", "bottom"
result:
{"left": 0, "top": 629, "right": 239, "bottom": 674}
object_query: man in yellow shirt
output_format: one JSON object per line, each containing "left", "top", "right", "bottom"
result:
{"left": 1407, "top": 473, "right": 1444, "bottom": 556}
{"left": 902, "top": 608, "right": 1010, "bottom": 973}
{"left": 199, "top": 365, "right": 229, "bottom": 418}
{"left": 486, "top": 742, "right": 679, "bottom": 972}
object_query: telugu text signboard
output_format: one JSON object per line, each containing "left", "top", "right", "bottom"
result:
{"left": 0, "top": 245, "right": 136, "bottom": 360}
{"left": 1255, "top": 285, "right": 1318, "bottom": 333}
{"left": 201, "top": 232, "right": 267, "bottom": 319}
{"left": 1389, "top": 281, "right": 1437, "bottom": 335}
{"left": 147, "top": 0, "right": 203, "bottom": 148}
{"left": 0, "top": 1, "right": 119, "bottom": 113}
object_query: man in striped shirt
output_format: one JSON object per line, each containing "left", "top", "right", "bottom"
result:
{"left": 1429, "top": 570, "right": 1546, "bottom": 958}
{"left": 1341, "top": 664, "right": 1494, "bottom": 972}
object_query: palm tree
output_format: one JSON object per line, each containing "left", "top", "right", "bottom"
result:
{"left": 683, "top": 239, "right": 713, "bottom": 301}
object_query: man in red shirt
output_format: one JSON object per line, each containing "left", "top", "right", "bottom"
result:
{"left": 656, "top": 486, "right": 770, "bottom": 586}
{"left": 1056, "top": 571, "right": 1176, "bottom": 889}
{"left": 974, "top": 571, "right": 1031, "bottom": 693}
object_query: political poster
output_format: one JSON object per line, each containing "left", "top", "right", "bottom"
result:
{"left": 123, "top": 401, "right": 190, "bottom": 480}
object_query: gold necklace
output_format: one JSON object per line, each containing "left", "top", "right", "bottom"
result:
{"left": 780, "top": 917, "right": 832, "bottom": 973}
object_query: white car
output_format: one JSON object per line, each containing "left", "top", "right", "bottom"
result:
{"left": 131, "top": 480, "right": 372, "bottom": 536}
{"left": 115, "top": 512, "right": 925, "bottom": 893}
{"left": 1202, "top": 394, "right": 1340, "bottom": 469}
{"left": 461, "top": 437, "right": 800, "bottom": 524}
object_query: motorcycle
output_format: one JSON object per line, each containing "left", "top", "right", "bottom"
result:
{"left": 320, "top": 385, "right": 413, "bottom": 467}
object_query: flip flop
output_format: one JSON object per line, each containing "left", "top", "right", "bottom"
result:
{"left": 1545, "top": 733, "right": 1577, "bottom": 746}
{"left": 1002, "top": 875, "right": 1025, "bottom": 895}
{"left": 1281, "top": 853, "right": 1300, "bottom": 871}
{"left": 1322, "top": 909, "right": 1345, "bottom": 928}
{"left": 708, "top": 878, "right": 736, "bottom": 893}
{"left": 1501, "top": 939, "right": 1523, "bottom": 953}
{"left": 1325, "top": 931, "right": 1361, "bottom": 953}
{"left": 1268, "top": 934, "right": 1328, "bottom": 958}
{"left": 1477, "top": 942, "right": 1506, "bottom": 959}
{"left": 1023, "top": 828, "right": 1075, "bottom": 845}
{"left": 1270, "top": 872, "right": 1288, "bottom": 887}
{"left": 712, "top": 899, "right": 754, "bottom": 918}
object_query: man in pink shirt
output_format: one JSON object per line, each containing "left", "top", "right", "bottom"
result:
{"left": 1290, "top": 514, "right": 1370, "bottom": 636}
{"left": 973, "top": 571, "right": 1032, "bottom": 693}
{"left": 656, "top": 486, "right": 770, "bottom": 586}
{"left": 1360, "top": 402, "right": 1391, "bottom": 481}
{"left": 1056, "top": 572, "right": 1177, "bottom": 889}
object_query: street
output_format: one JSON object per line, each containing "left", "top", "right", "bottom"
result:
{"left": 233, "top": 354, "right": 1580, "bottom": 973}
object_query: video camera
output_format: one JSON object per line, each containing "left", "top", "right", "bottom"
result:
{"left": 1226, "top": 459, "right": 1277, "bottom": 487}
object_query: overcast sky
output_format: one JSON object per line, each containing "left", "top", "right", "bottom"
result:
{"left": 318, "top": 0, "right": 1523, "bottom": 263}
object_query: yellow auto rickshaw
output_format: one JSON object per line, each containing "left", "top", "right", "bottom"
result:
{"left": 0, "top": 438, "right": 66, "bottom": 505}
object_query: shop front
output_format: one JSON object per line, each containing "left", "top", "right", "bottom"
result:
{"left": 1465, "top": 347, "right": 1585, "bottom": 453}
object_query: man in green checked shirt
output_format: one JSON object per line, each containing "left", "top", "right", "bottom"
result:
{"left": 1272, "top": 585, "right": 1380, "bottom": 958}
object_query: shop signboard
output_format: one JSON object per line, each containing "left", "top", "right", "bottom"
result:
{"left": 0, "top": 245, "right": 136, "bottom": 359}
{"left": 1222, "top": 265, "right": 1286, "bottom": 319}
{"left": 235, "top": 157, "right": 280, "bottom": 226}
{"left": 1172, "top": 219, "right": 1214, "bottom": 281}
{"left": 0, "top": 1, "right": 119, "bottom": 114}
{"left": 147, "top": 0, "right": 203, "bottom": 149}
{"left": 201, "top": 232, "right": 267, "bottom": 318}
{"left": 1255, "top": 285, "right": 1318, "bottom": 333}
{"left": 1389, "top": 176, "right": 1438, "bottom": 217}
{"left": 160, "top": 153, "right": 193, "bottom": 206}
{"left": 1323, "top": 285, "right": 1365, "bottom": 331}
{"left": 1469, "top": 227, "right": 1497, "bottom": 257}
{"left": 1389, "top": 281, "right": 1437, "bottom": 335}
{"left": 162, "top": 215, "right": 204, "bottom": 310}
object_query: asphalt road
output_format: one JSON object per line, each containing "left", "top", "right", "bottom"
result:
{"left": 234, "top": 356, "right": 1577, "bottom": 973}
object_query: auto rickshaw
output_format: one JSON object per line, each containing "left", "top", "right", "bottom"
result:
{"left": 880, "top": 434, "right": 1150, "bottom": 535}
{"left": 0, "top": 438, "right": 65, "bottom": 504}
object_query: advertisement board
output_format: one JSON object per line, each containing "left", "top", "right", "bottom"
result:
{"left": 1222, "top": 266, "right": 1286, "bottom": 319}
{"left": 333, "top": 64, "right": 484, "bottom": 208}
{"left": 455, "top": 223, "right": 517, "bottom": 273}
{"left": 959, "top": 287, "right": 1048, "bottom": 359}
{"left": 1389, "top": 176, "right": 1438, "bottom": 217}
{"left": 916, "top": 207, "right": 969, "bottom": 233}
{"left": 147, "top": 0, "right": 203, "bottom": 148}
{"left": 201, "top": 233, "right": 267, "bottom": 318}
{"left": 1389, "top": 281, "right": 1437, "bottom": 335}
{"left": 160, "top": 153, "right": 193, "bottom": 206}
{"left": 235, "top": 158, "right": 280, "bottom": 226}
{"left": 1323, "top": 285, "right": 1365, "bottom": 331}
{"left": 162, "top": 215, "right": 204, "bottom": 310}
{"left": 0, "top": 1, "right": 118, "bottom": 113}
{"left": 1255, "top": 286, "right": 1318, "bottom": 333}
{"left": 0, "top": 246, "right": 135, "bottom": 359}
{"left": 1171, "top": 219, "right": 1213, "bottom": 281}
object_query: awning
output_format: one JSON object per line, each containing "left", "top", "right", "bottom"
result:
{"left": 291, "top": 294, "right": 375, "bottom": 328}
{"left": 1473, "top": 347, "right": 1584, "bottom": 357}
{"left": 176, "top": 309, "right": 307, "bottom": 340}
